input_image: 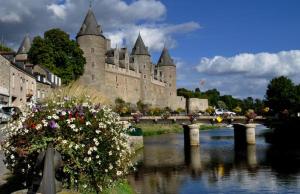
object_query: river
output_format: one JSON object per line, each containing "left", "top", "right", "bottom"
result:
{"left": 128, "top": 125, "right": 300, "bottom": 194}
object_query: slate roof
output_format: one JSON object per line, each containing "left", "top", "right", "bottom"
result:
{"left": 131, "top": 33, "right": 150, "bottom": 56}
{"left": 77, "top": 8, "right": 102, "bottom": 37}
{"left": 17, "top": 34, "right": 31, "bottom": 54}
{"left": 157, "top": 47, "right": 175, "bottom": 67}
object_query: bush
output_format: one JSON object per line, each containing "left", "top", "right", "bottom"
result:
{"left": 1, "top": 96, "right": 133, "bottom": 193}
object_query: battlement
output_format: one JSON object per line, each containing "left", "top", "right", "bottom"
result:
{"left": 151, "top": 77, "right": 166, "bottom": 87}
{"left": 105, "top": 63, "right": 141, "bottom": 78}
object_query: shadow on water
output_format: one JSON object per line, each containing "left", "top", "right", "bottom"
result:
{"left": 128, "top": 127, "right": 300, "bottom": 194}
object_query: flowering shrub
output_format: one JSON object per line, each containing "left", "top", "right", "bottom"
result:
{"left": 161, "top": 111, "right": 171, "bottom": 120}
{"left": 245, "top": 109, "right": 257, "bottom": 123}
{"left": 1, "top": 96, "right": 133, "bottom": 193}
{"left": 131, "top": 111, "right": 143, "bottom": 123}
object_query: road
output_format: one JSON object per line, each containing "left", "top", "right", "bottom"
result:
{"left": 0, "top": 123, "right": 9, "bottom": 185}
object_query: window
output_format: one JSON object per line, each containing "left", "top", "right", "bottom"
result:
{"left": 92, "top": 62, "right": 95, "bottom": 67}
{"left": 143, "top": 75, "right": 146, "bottom": 79}
{"left": 144, "top": 65, "right": 146, "bottom": 69}
{"left": 116, "top": 76, "right": 118, "bottom": 82}
{"left": 92, "top": 74, "right": 95, "bottom": 80}
{"left": 37, "top": 90, "right": 40, "bottom": 99}
{"left": 91, "top": 48, "right": 94, "bottom": 53}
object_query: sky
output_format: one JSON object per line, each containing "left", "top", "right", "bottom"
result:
{"left": 1, "top": 0, "right": 300, "bottom": 99}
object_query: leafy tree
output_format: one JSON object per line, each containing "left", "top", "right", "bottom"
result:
{"left": 0, "top": 44, "right": 13, "bottom": 52}
{"left": 28, "top": 28, "right": 86, "bottom": 84}
{"left": 233, "top": 106, "right": 242, "bottom": 115}
{"left": 203, "top": 89, "right": 220, "bottom": 106}
{"left": 217, "top": 100, "right": 227, "bottom": 109}
{"left": 265, "top": 76, "right": 296, "bottom": 114}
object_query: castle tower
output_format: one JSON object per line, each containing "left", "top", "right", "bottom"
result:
{"left": 131, "top": 33, "right": 152, "bottom": 103}
{"left": 76, "top": 8, "right": 107, "bottom": 91}
{"left": 157, "top": 47, "right": 177, "bottom": 100}
{"left": 15, "top": 34, "right": 31, "bottom": 63}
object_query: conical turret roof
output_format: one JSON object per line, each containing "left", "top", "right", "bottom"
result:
{"left": 131, "top": 33, "right": 150, "bottom": 56}
{"left": 157, "top": 47, "right": 175, "bottom": 66}
{"left": 17, "top": 34, "right": 31, "bottom": 54}
{"left": 77, "top": 8, "right": 102, "bottom": 37}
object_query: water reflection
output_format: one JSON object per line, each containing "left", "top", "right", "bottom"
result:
{"left": 128, "top": 127, "right": 300, "bottom": 194}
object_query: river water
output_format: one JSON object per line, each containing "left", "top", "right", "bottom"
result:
{"left": 128, "top": 125, "right": 300, "bottom": 194}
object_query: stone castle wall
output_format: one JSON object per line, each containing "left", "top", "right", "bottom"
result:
{"left": 188, "top": 98, "right": 209, "bottom": 113}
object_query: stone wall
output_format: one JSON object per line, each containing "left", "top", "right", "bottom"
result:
{"left": 10, "top": 65, "right": 36, "bottom": 110}
{"left": 36, "top": 81, "right": 52, "bottom": 101}
{"left": 169, "top": 96, "right": 186, "bottom": 110}
{"left": 188, "top": 98, "right": 209, "bottom": 113}
{"left": 77, "top": 35, "right": 106, "bottom": 91}
{"left": 0, "top": 56, "right": 10, "bottom": 105}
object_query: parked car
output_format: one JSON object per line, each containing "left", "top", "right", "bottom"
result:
{"left": 1, "top": 106, "right": 22, "bottom": 120}
{"left": 214, "top": 109, "right": 236, "bottom": 116}
{"left": 0, "top": 108, "right": 12, "bottom": 123}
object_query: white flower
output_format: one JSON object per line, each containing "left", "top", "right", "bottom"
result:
{"left": 93, "top": 138, "right": 97, "bottom": 142}
{"left": 10, "top": 154, "right": 15, "bottom": 159}
{"left": 70, "top": 124, "right": 76, "bottom": 129}
{"left": 99, "top": 123, "right": 106, "bottom": 129}
{"left": 86, "top": 121, "right": 91, "bottom": 126}
{"left": 73, "top": 128, "right": 78, "bottom": 132}
{"left": 96, "top": 155, "right": 100, "bottom": 159}
{"left": 36, "top": 124, "right": 42, "bottom": 130}
{"left": 105, "top": 169, "right": 108, "bottom": 173}
{"left": 109, "top": 151, "right": 112, "bottom": 156}
{"left": 62, "top": 140, "right": 67, "bottom": 144}
{"left": 83, "top": 184, "right": 87, "bottom": 188}
{"left": 47, "top": 116, "right": 52, "bottom": 120}
{"left": 69, "top": 144, "right": 73, "bottom": 149}
{"left": 24, "top": 129, "right": 29, "bottom": 133}
{"left": 96, "top": 130, "right": 100, "bottom": 134}
{"left": 109, "top": 164, "right": 113, "bottom": 170}
{"left": 93, "top": 146, "right": 97, "bottom": 151}
{"left": 75, "top": 145, "right": 79, "bottom": 150}
{"left": 61, "top": 111, "right": 66, "bottom": 116}
{"left": 53, "top": 115, "right": 59, "bottom": 120}
{"left": 117, "top": 171, "right": 122, "bottom": 176}
{"left": 88, "top": 150, "right": 92, "bottom": 155}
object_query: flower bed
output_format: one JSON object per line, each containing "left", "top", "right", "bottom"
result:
{"left": 1, "top": 96, "right": 134, "bottom": 193}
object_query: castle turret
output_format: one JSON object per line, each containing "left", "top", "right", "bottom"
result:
{"left": 76, "top": 8, "right": 107, "bottom": 90}
{"left": 131, "top": 33, "right": 152, "bottom": 103}
{"left": 15, "top": 34, "right": 31, "bottom": 63}
{"left": 157, "top": 47, "right": 177, "bottom": 100}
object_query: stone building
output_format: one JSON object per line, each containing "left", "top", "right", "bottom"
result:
{"left": 0, "top": 55, "right": 10, "bottom": 106}
{"left": 0, "top": 35, "right": 61, "bottom": 108}
{"left": 0, "top": 55, "right": 36, "bottom": 108}
{"left": 76, "top": 8, "right": 204, "bottom": 110}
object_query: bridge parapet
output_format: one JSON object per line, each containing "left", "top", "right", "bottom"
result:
{"left": 233, "top": 123, "right": 256, "bottom": 145}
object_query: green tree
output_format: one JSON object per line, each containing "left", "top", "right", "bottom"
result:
{"left": 203, "top": 89, "right": 220, "bottom": 106}
{"left": 0, "top": 44, "right": 13, "bottom": 52}
{"left": 28, "top": 28, "right": 86, "bottom": 84}
{"left": 265, "top": 76, "right": 296, "bottom": 114}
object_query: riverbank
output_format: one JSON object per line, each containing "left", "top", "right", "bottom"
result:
{"left": 133, "top": 123, "right": 222, "bottom": 136}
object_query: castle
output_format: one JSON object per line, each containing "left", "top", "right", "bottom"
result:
{"left": 76, "top": 8, "right": 189, "bottom": 110}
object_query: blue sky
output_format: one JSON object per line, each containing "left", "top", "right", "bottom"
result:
{"left": 1, "top": 0, "right": 300, "bottom": 99}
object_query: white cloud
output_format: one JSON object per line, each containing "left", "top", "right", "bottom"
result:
{"left": 105, "top": 22, "right": 200, "bottom": 52}
{"left": 0, "top": 12, "right": 21, "bottom": 23}
{"left": 196, "top": 50, "right": 300, "bottom": 78}
{"left": 47, "top": 4, "right": 67, "bottom": 19}
{"left": 0, "top": 0, "right": 200, "bottom": 52}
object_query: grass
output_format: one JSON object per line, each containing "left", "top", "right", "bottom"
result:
{"left": 134, "top": 123, "right": 221, "bottom": 136}
{"left": 102, "top": 180, "right": 135, "bottom": 194}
